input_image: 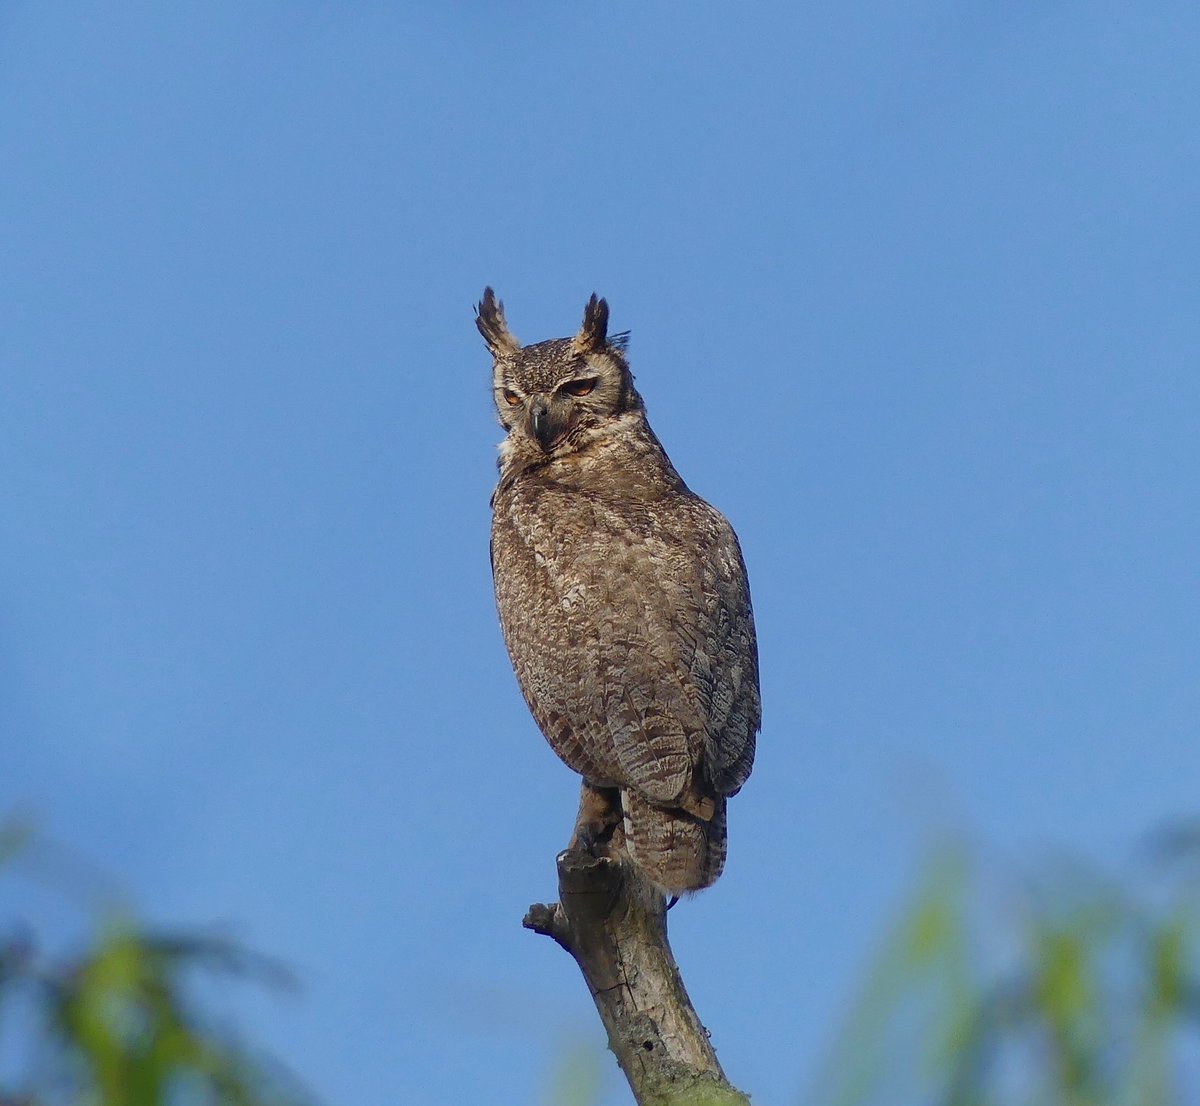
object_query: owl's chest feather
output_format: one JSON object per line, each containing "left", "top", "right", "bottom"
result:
{"left": 492, "top": 479, "right": 667, "bottom": 617}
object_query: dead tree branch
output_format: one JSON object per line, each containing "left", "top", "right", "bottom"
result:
{"left": 524, "top": 847, "right": 751, "bottom": 1106}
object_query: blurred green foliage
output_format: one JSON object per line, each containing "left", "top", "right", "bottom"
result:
{"left": 0, "top": 820, "right": 312, "bottom": 1106}
{"left": 543, "top": 1043, "right": 604, "bottom": 1106}
{"left": 808, "top": 836, "right": 1200, "bottom": 1106}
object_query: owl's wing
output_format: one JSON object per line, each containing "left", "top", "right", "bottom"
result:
{"left": 584, "top": 496, "right": 760, "bottom": 802}
{"left": 672, "top": 499, "right": 760, "bottom": 796}
{"left": 574, "top": 507, "right": 700, "bottom": 805}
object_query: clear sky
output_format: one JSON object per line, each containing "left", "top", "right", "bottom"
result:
{"left": 2, "top": 2, "right": 1197, "bottom": 1103}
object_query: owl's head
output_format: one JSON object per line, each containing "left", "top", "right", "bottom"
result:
{"left": 476, "top": 288, "right": 642, "bottom": 457}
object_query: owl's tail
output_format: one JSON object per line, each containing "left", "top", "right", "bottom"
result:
{"left": 621, "top": 791, "right": 728, "bottom": 895}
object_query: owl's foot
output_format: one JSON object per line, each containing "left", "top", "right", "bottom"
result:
{"left": 570, "top": 782, "right": 623, "bottom": 859}
{"left": 572, "top": 820, "right": 615, "bottom": 857}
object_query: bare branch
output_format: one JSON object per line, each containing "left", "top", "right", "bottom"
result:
{"left": 524, "top": 848, "right": 751, "bottom": 1106}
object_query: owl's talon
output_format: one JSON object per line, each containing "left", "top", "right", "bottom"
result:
{"left": 574, "top": 823, "right": 601, "bottom": 855}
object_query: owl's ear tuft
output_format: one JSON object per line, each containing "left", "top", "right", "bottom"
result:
{"left": 572, "top": 293, "right": 609, "bottom": 355}
{"left": 476, "top": 287, "right": 520, "bottom": 357}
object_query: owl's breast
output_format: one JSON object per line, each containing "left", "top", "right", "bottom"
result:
{"left": 492, "top": 482, "right": 628, "bottom": 650}
{"left": 490, "top": 480, "right": 632, "bottom": 784}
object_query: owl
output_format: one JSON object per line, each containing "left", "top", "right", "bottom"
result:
{"left": 480, "top": 289, "right": 760, "bottom": 895}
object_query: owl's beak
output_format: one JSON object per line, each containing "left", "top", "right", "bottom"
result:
{"left": 527, "top": 397, "right": 560, "bottom": 452}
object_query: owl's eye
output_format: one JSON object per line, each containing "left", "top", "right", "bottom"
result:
{"left": 561, "top": 378, "right": 598, "bottom": 398}
{"left": 502, "top": 388, "right": 522, "bottom": 407}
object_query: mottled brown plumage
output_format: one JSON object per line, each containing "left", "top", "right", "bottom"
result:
{"left": 481, "top": 289, "right": 759, "bottom": 895}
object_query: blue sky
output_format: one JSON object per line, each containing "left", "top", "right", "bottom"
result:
{"left": 2, "top": 2, "right": 1197, "bottom": 1103}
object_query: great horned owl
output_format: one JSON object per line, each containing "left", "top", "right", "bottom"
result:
{"left": 480, "top": 289, "right": 760, "bottom": 895}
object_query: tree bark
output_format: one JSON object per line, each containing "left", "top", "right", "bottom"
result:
{"left": 524, "top": 847, "right": 751, "bottom": 1106}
